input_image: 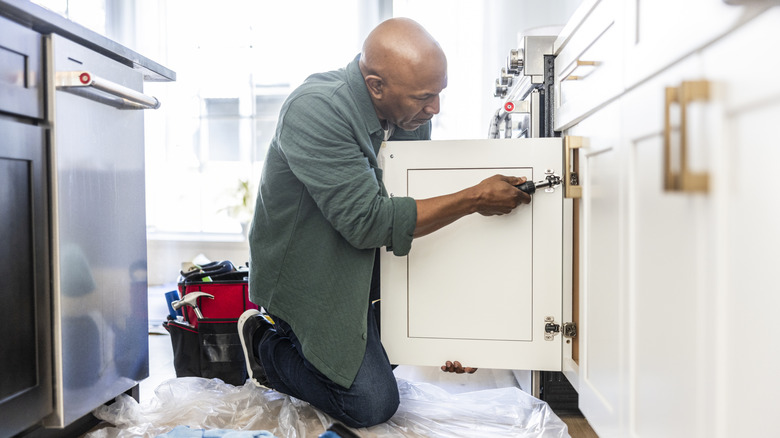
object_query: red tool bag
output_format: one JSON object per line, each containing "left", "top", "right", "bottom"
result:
{"left": 162, "top": 260, "right": 258, "bottom": 386}
{"left": 176, "top": 261, "right": 258, "bottom": 328}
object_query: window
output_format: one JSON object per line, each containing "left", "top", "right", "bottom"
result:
{"left": 137, "top": 0, "right": 372, "bottom": 237}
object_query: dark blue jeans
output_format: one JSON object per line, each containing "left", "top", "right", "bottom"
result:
{"left": 257, "top": 303, "right": 399, "bottom": 428}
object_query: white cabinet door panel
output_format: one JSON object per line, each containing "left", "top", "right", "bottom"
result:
{"left": 407, "top": 167, "right": 534, "bottom": 342}
{"left": 568, "top": 101, "right": 626, "bottom": 437}
{"left": 379, "top": 138, "right": 566, "bottom": 372}
{"left": 622, "top": 60, "right": 715, "bottom": 438}
{"left": 699, "top": 9, "right": 780, "bottom": 437}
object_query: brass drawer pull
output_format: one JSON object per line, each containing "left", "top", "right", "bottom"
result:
{"left": 564, "top": 60, "right": 599, "bottom": 81}
{"left": 663, "top": 80, "right": 711, "bottom": 193}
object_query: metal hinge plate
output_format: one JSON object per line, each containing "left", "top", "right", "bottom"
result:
{"left": 544, "top": 316, "right": 577, "bottom": 341}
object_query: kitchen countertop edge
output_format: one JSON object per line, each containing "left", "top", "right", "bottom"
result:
{"left": 0, "top": 0, "right": 175, "bottom": 82}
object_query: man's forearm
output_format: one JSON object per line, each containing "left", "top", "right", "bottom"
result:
{"left": 414, "top": 188, "right": 477, "bottom": 238}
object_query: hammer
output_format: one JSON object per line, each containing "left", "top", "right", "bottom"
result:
{"left": 171, "top": 292, "right": 214, "bottom": 320}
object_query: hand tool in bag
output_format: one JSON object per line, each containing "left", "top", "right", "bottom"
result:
{"left": 179, "top": 260, "right": 236, "bottom": 282}
{"left": 171, "top": 291, "right": 214, "bottom": 320}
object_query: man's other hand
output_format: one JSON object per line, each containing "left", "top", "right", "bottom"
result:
{"left": 441, "top": 360, "right": 477, "bottom": 374}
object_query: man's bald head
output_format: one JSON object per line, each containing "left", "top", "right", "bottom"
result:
{"left": 359, "top": 18, "right": 447, "bottom": 131}
{"left": 360, "top": 18, "right": 445, "bottom": 78}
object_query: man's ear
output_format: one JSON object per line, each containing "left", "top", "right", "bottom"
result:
{"left": 364, "top": 75, "right": 384, "bottom": 99}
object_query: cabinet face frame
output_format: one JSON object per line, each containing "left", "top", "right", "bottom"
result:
{"left": 379, "top": 138, "right": 571, "bottom": 373}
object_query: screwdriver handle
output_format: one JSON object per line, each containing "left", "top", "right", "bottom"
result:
{"left": 515, "top": 181, "right": 536, "bottom": 194}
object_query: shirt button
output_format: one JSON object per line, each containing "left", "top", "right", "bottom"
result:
{"left": 362, "top": 332, "right": 367, "bottom": 340}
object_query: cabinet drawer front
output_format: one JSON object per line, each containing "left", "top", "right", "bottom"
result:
{"left": 554, "top": 0, "right": 624, "bottom": 131}
{"left": 623, "top": 0, "right": 745, "bottom": 89}
{"left": 0, "top": 15, "right": 43, "bottom": 120}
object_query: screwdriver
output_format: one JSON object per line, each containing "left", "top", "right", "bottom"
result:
{"left": 515, "top": 175, "right": 562, "bottom": 194}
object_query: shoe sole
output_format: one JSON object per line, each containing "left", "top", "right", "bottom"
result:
{"left": 238, "top": 309, "right": 263, "bottom": 387}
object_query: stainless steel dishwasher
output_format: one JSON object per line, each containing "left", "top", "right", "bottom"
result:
{"left": 45, "top": 33, "right": 159, "bottom": 427}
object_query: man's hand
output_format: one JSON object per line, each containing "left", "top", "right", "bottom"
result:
{"left": 472, "top": 175, "right": 532, "bottom": 217}
{"left": 441, "top": 360, "right": 477, "bottom": 374}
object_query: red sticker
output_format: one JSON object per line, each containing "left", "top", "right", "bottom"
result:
{"left": 79, "top": 73, "right": 91, "bottom": 84}
{"left": 504, "top": 102, "right": 514, "bottom": 112}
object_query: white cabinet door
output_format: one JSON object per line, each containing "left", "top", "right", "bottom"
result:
{"left": 699, "top": 9, "right": 780, "bottom": 437}
{"left": 622, "top": 57, "right": 718, "bottom": 438}
{"left": 379, "top": 138, "right": 568, "bottom": 372}
{"left": 567, "top": 101, "right": 626, "bottom": 437}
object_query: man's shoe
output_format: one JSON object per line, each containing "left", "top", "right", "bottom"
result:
{"left": 238, "top": 309, "right": 273, "bottom": 387}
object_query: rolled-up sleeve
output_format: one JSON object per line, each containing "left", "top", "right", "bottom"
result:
{"left": 387, "top": 196, "right": 416, "bottom": 256}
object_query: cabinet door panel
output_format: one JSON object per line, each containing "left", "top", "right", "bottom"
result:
{"left": 380, "top": 138, "right": 565, "bottom": 372}
{"left": 568, "top": 102, "right": 625, "bottom": 437}
{"left": 0, "top": 120, "right": 51, "bottom": 437}
{"left": 407, "top": 167, "right": 533, "bottom": 341}
{"left": 699, "top": 9, "right": 780, "bottom": 437}
{"left": 623, "top": 59, "right": 715, "bottom": 438}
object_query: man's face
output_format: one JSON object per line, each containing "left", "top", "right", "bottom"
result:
{"left": 378, "top": 63, "right": 447, "bottom": 131}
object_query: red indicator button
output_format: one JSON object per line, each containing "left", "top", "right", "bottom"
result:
{"left": 79, "top": 73, "right": 91, "bottom": 84}
{"left": 504, "top": 101, "right": 515, "bottom": 112}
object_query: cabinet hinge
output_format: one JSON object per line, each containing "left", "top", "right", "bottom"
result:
{"left": 544, "top": 316, "right": 577, "bottom": 341}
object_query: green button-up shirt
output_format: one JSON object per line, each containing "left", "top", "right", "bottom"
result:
{"left": 248, "top": 55, "right": 429, "bottom": 388}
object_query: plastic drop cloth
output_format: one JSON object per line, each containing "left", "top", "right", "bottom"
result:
{"left": 88, "top": 377, "right": 570, "bottom": 438}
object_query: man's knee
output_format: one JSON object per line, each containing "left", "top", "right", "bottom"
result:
{"left": 341, "top": 386, "right": 400, "bottom": 428}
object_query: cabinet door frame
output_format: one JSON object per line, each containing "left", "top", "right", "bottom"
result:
{"left": 379, "top": 138, "right": 570, "bottom": 372}
{"left": 0, "top": 119, "right": 52, "bottom": 436}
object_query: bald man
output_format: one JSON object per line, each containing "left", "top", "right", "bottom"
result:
{"left": 239, "top": 18, "right": 530, "bottom": 428}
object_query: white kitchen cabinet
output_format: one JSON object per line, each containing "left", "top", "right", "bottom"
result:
{"left": 379, "top": 138, "right": 575, "bottom": 374}
{"left": 555, "top": 1, "right": 780, "bottom": 436}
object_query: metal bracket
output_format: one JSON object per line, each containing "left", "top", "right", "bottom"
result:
{"left": 544, "top": 316, "right": 559, "bottom": 341}
{"left": 562, "top": 322, "right": 577, "bottom": 338}
{"left": 564, "top": 136, "right": 584, "bottom": 199}
{"left": 544, "top": 316, "right": 576, "bottom": 341}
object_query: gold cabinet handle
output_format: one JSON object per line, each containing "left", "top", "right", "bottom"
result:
{"left": 565, "top": 136, "right": 584, "bottom": 199}
{"left": 663, "top": 80, "right": 711, "bottom": 193}
{"left": 564, "top": 60, "right": 599, "bottom": 81}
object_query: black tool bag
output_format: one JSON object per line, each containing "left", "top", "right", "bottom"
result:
{"left": 163, "top": 317, "right": 248, "bottom": 386}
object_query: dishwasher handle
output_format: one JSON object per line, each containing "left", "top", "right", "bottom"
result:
{"left": 55, "top": 71, "right": 161, "bottom": 110}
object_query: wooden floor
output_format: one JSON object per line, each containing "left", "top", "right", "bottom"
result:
{"left": 561, "top": 415, "right": 599, "bottom": 438}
